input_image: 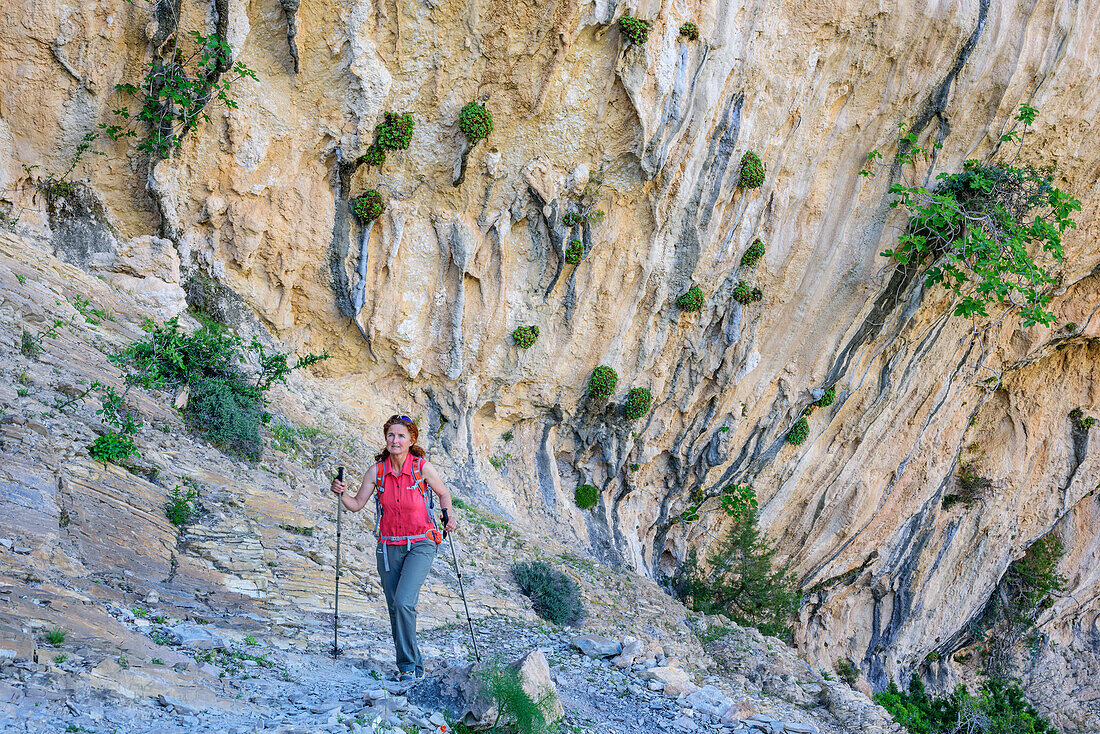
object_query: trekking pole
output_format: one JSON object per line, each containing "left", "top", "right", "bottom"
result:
{"left": 443, "top": 510, "right": 480, "bottom": 662}
{"left": 332, "top": 466, "right": 344, "bottom": 659}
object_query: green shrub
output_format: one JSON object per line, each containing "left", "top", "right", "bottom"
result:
{"left": 866, "top": 105, "right": 1080, "bottom": 328}
{"left": 89, "top": 430, "right": 139, "bottom": 464}
{"left": 475, "top": 658, "right": 558, "bottom": 734}
{"left": 513, "top": 325, "right": 539, "bottom": 349}
{"left": 574, "top": 484, "right": 599, "bottom": 510}
{"left": 588, "top": 366, "right": 618, "bottom": 399}
{"left": 836, "top": 658, "right": 859, "bottom": 686}
{"left": 732, "top": 281, "right": 763, "bottom": 304}
{"left": 943, "top": 463, "right": 991, "bottom": 509}
{"left": 672, "top": 485, "right": 799, "bottom": 639}
{"left": 563, "top": 210, "right": 605, "bottom": 227}
{"left": 165, "top": 485, "right": 198, "bottom": 527}
{"left": 186, "top": 376, "right": 264, "bottom": 461}
{"left": 679, "top": 22, "right": 699, "bottom": 40}
{"left": 812, "top": 386, "right": 836, "bottom": 408}
{"left": 564, "top": 238, "right": 583, "bottom": 264}
{"left": 676, "top": 286, "right": 704, "bottom": 311}
{"left": 512, "top": 561, "right": 585, "bottom": 625}
{"left": 875, "top": 675, "right": 1058, "bottom": 734}
{"left": 358, "top": 143, "right": 385, "bottom": 169}
{"left": 618, "top": 15, "right": 651, "bottom": 47}
{"left": 624, "top": 387, "right": 653, "bottom": 420}
{"left": 113, "top": 317, "right": 326, "bottom": 462}
{"left": 458, "top": 102, "right": 493, "bottom": 143}
{"left": 741, "top": 239, "right": 766, "bottom": 267}
{"left": 44, "top": 628, "right": 67, "bottom": 646}
{"left": 737, "top": 151, "right": 765, "bottom": 188}
{"left": 353, "top": 190, "right": 385, "bottom": 224}
{"left": 375, "top": 111, "right": 414, "bottom": 150}
{"left": 786, "top": 416, "right": 809, "bottom": 445}
{"left": 1070, "top": 407, "right": 1095, "bottom": 433}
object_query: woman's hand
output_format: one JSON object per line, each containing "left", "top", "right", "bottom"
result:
{"left": 443, "top": 513, "right": 457, "bottom": 534}
{"left": 331, "top": 478, "right": 346, "bottom": 495}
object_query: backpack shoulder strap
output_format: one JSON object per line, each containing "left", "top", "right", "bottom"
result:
{"left": 411, "top": 457, "right": 437, "bottom": 527}
{"left": 375, "top": 460, "right": 386, "bottom": 490}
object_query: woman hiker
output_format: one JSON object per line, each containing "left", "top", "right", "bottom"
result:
{"left": 330, "top": 414, "right": 457, "bottom": 682}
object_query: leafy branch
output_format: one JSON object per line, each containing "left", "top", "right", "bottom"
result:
{"left": 863, "top": 104, "right": 1081, "bottom": 327}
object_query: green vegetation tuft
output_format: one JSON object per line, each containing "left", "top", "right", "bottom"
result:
{"left": 512, "top": 561, "right": 585, "bottom": 626}
{"left": 732, "top": 281, "right": 763, "bottom": 304}
{"left": 113, "top": 316, "right": 327, "bottom": 462}
{"left": 812, "top": 386, "right": 836, "bottom": 408}
{"left": 623, "top": 387, "right": 653, "bottom": 420}
{"left": 165, "top": 485, "right": 198, "bottom": 527}
{"left": 44, "top": 628, "right": 67, "bottom": 646}
{"left": 1070, "top": 407, "right": 1095, "bottom": 433}
{"left": 672, "top": 485, "right": 799, "bottom": 639}
{"left": 875, "top": 675, "right": 1058, "bottom": 734}
{"left": 676, "top": 286, "right": 704, "bottom": 312}
{"left": 474, "top": 658, "right": 559, "bottom": 734}
{"left": 89, "top": 431, "right": 139, "bottom": 464}
{"left": 679, "top": 22, "right": 700, "bottom": 41}
{"left": 353, "top": 190, "right": 385, "bottom": 224}
{"left": 786, "top": 416, "right": 809, "bottom": 445}
{"left": 741, "top": 239, "right": 766, "bottom": 267}
{"left": 943, "top": 463, "right": 991, "bottom": 509}
{"left": 835, "top": 658, "right": 859, "bottom": 686}
{"left": 865, "top": 105, "right": 1080, "bottom": 328}
{"left": 513, "top": 325, "right": 539, "bottom": 349}
{"left": 564, "top": 238, "right": 584, "bottom": 265}
{"left": 737, "top": 151, "right": 765, "bottom": 188}
{"left": 574, "top": 484, "right": 599, "bottom": 510}
{"left": 588, "top": 366, "right": 618, "bottom": 399}
{"left": 375, "top": 112, "right": 414, "bottom": 151}
{"left": 618, "top": 15, "right": 651, "bottom": 47}
{"left": 358, "top": 144, "right": 386, "bottom": 169}
{"left": 458, "top": 102, "right": 493, "bottom": 143}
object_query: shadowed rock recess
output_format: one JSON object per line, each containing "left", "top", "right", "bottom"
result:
{"left": 1, "top": 0, "right": 1099, "bottom": 732}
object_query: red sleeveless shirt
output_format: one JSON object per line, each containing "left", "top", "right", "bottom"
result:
{"left": 377, "top": 454, "right": 434, "bottom": 544}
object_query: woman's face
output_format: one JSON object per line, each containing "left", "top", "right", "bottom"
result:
{"left": 386, "top": 423, "right": 412, "bottom": 454}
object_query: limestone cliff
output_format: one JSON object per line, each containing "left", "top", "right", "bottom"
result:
{"left": 1, "top": 0, "right": 1099, "bottom": 731}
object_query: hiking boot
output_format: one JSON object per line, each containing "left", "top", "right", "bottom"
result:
{"left": 396, "top": 671, "right": 415, "bottom": 683}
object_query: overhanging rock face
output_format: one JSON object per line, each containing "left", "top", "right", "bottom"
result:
{"left": 1, "top": 0, "right": 1099, "bottom": 729}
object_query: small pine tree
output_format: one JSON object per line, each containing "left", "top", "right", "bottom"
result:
{"left": 673, "top": 485, "right": 799, "bottom": 639}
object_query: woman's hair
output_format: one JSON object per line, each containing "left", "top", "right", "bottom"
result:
{"left": 374, "top": 414, "right": 426, "bottom": 464}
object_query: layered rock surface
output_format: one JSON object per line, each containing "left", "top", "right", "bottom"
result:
{"left": 2, "top": 0, "right": 1100, "bottom": 730}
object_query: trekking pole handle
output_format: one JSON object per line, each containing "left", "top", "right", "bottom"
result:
{"left": 337, "top": 466, "right": 345, "bottom": 483}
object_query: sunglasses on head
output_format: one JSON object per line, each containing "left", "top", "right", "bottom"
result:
{"left": 390, "top": 414, "right": 414, "bottom": 423}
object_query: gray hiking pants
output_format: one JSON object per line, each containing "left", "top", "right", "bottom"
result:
{"left": 376, "top": 539, "right": 437, "bottom": 675}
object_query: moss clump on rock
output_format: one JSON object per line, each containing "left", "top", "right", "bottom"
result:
{"left": 732, "top": 281, "right": 763, "bottom": 304}
{"left": 679, "top": 22, "right": 699, "bottom": 41}
{"left": 618, "top": 15, "right": 651, "bottom": 47}
{"left": 741, "top": 239, "right": 766, "bottom": 267}
{"left": 353, "top": 190, "right": 385, "bottom": 223}
{"left": 512, "top": 325, "right": 539, "bottom": 349}
{"left": 458, "top": 102, "right": 493, "bottom": 143}
{"left": 565, "top": 239, "right": 583, "bottom": 265}
{"left": 786, "top": 416, "right": 809, "bottom": 446}
{"left": 624, "top": 388, "right": 653, "bottom": 420}
{"left": 676, "top": 286, "right": 704, "bottom": 311}
{"left": 574, "top": 484, "right": 599, "bottom": 510}
{"left": 737, "top": 151, "right": 765, "bottom": 188}
{"left": 376, "top": 112, "right": 414, "bottom": 150}
{"left": 588, "top": 366, "right": 618, "bottom": 399}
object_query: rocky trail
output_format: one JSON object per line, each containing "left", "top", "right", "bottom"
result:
{"left": 0, "top": 231, "right": 898, "bottom": 732}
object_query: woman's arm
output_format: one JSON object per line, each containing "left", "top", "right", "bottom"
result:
{"left": 422, "top": 461, "right": 457, "bottom": 533}
{"left": 330, "top": 471, "right": 376, "bottom": 512}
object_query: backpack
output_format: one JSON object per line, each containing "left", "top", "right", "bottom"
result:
{"left": 374, "top": 456, "right": 442, "bottom": 569}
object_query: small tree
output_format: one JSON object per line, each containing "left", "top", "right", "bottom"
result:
{"left": 673, "top": 485, "right": 799, "bottom": 639}
{"left": 737, "top": 151, "right": 765, "bottom": 188}
{"left": 863, "top": 104, "right": 1080, "bottom": 328}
